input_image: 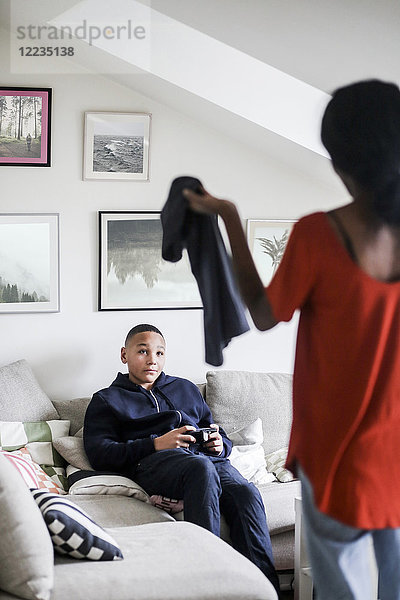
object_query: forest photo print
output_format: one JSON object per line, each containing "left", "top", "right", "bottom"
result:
{"left": 0, "top": 87, "right": 51, "bottom": 166}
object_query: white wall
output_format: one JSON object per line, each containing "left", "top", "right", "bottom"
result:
{"left": 0, "top": 29, "right": 345, "bottom": 401}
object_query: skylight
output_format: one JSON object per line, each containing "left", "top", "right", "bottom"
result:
{"left": 44, "top": 0, "right": 330, "bottom": 156}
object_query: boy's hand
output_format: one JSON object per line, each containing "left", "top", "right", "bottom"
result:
{"left": 153, "top": 425, "right": 196, "bottom": 451}
{"left": 204, "top": 424, "right": 223, "bottom": 456}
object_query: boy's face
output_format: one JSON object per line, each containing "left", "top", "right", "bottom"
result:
{"left": 121, "top": 331, "right": 166, "bottom": 390}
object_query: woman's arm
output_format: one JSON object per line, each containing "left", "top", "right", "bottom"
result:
{"left": 183, "top": 187, "right": 278, "bottom": 331}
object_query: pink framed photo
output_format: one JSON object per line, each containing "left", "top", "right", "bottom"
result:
{"left": 0, "top": 87, "right": 52, "bottom": 167}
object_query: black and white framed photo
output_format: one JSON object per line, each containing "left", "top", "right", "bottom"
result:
{"left": 247, "top": 219, "right": 296, "bottom": 286}
{"left": 0, "top": 213, "right": 59, "bottom": 313}
{"left": 98, "top": 211, "right": 202, "bottom": 310}
{"left": 84, "top": 112, "right": 150, "bottom": 180}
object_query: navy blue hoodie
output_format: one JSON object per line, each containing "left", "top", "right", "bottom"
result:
{"left": 84, "top": 372, "right": 232, "bottom": 480}
{"left": 161, "top": 176, "right": 250, "bottom": 367}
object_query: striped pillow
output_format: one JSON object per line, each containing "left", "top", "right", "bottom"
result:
{"left": 31, "top": 489, "right": 123, "bottom": 561}
{"left": 0, "top": 420, "right": 70, "bottom": 491}
{"left": 265, "top": 446, "right": 294, "bottom": 483}
{"left": 1, "top": 448, "right": 65, "bottom": 493}
{"left": 1, "top": 448, "right": 40, "bottom": 489}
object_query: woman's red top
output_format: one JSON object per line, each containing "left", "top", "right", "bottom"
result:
{"left": 266, "top": 211, "right": 400, "bottom": 528}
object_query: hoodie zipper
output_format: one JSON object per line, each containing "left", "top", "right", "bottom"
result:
{"left": 149, "top": 388, "right": 182, "bottom": 426}
{"left": 149, "top": 389, "right": 160, "bottom": 412}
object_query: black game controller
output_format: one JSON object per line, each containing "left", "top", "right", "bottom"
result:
{"left": 188, "top": 427, "right": 218, "bottom": 445}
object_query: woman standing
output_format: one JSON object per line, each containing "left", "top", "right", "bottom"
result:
{"left": 184, "top": 80, "right": 400, "bottom": 600}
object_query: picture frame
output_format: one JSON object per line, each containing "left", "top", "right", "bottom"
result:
{"left": 0, "top": 213, "right": 60, "bottom": 313}
{"left": 84, "top": 112, "right": 151, "bottom": 181}
{"left": 247, "top": 219, "right": 296, "bottom": 286}
{"left": 98, "top": 211, "right": 202, "bottom": 310}
{"left": 0, "top": 87, "right": 52, "bottom": 167}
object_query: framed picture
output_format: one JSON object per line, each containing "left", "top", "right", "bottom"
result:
{"left": 0, "top": 214, "right": 59, "bottom": 313}
{"left": 0, "top": 87, "right": 52, "bottom": 167}
{"left": 84, "top": 112, "right": 151, "bottom": 181}
{"left": 99, "top": 211, "right": 202, "bottom": 310}
{"left": 247, "top": 219, "right": 296, "bottom": 286}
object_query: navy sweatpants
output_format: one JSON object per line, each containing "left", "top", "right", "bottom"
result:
{"left": 134, "top": 449, "right": 280, "bottom": 595}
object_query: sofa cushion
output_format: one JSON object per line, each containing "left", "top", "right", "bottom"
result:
{"left": 0, "top": 453, "right": 54, "bottom": 600}
{"left": 0, "top": 419, "right": 69, "bottom": 455}
{"left": 0, "top": 360, "right": 59, "bottom": 422}
{"left": 265, "top": 447, "right": 294, "bottom": 483}
{"left": 1, "top": 448, "right": 40, "bottom": 489}
{"left": 66, "top": 468, "right": 149, "bottom": 503}
{"left": 31, "top": 490, "right": 123, "bottom": 561}
{"left": 51, "top": 521, "right": 278, "bottom": 600}
{"left": 206, "top": 370, "right": 292, "bottom": 454}
{"left": 228, "top": 419, "right": 275, "bottom": 485}
{"left": 213, "top": 479, "right": 300, "bottom": 561}
{"left": 1, "top": 448, "right": 64, "bottom": 494}
{"left": 0, "top": 420, "right": 70, "bottom": 491}
{"left": 69, "top": 494, "right": 176, "bottom": 527}
{"left": 257, "top": 479, "right": 301, "bottom": 535}
{"left": 269, "top": 529, "right": 297, "bottom": 571}
{"left": 52, "top": 398, "right": 91, "bottom": 436}
{"left": 53, "top": 436, "right": 92, "bottom": 471}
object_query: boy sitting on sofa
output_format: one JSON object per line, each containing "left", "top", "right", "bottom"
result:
{"left": 83, "top": 323, "right": 280, "bottom": 597}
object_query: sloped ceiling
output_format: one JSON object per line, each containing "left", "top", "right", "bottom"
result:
{"left": 2, "top": 0, "right": 400, "bottom": 192}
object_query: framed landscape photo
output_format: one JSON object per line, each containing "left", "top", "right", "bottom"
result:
{"left": 0, "top": 87, "right": 52, "bottom": 167}
{"left": 247, "top": 219, "right": 296, "bottom": 286}
{"left": 99, "top": 211, "right": 202, "bottom": 310}
{"left": 84, "top": 112, "right": 151, "bottom": 181}
{"left": 0, "top": 214, "right": 59, "bottom": 313}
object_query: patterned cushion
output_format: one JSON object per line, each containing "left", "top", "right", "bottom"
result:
{"left": 1, "top": 448, "right": 65, "bottom": 493}
{"left": 265, "top": 446, "right": 294, "bottom": 482}
{"left": 31, "top": 489, "right": 124, "bottom": 561}
{"left": 0, "top": 420, "right": 70, "bottom": 490}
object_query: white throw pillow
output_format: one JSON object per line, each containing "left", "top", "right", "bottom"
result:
{"left": 228, "top": 419, "right": 275, "bottom": 485}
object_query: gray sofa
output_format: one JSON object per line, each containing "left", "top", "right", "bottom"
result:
{"left": 0, "top": 360, "right": 300, "bottom": 600}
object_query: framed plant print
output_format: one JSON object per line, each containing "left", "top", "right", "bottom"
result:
{"left": 84, "top": 112, "right": 151, "bottom": 180}
{"left": 0, "top": 214, "right": 59, "bottom": 313}
{"left": 247, "top": 219, "right": 296, "bottom": 286}
{"left": 0, "top": 87, "right": 52, "bottom": 167}
{"left": 99, "top": 211, "right": 202, "bottom": 310}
